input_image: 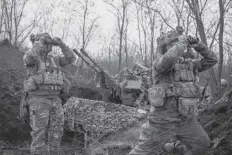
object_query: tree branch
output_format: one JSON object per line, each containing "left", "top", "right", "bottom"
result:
{"left": 133, "top": 0, "right": 175, "bottom": 30}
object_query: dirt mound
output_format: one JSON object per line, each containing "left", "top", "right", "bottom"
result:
{"left": 198, "top": 99, "right": 232, "bottom": 155}
{"left": 0, "top": 43, "right": 30, "bottom": 144}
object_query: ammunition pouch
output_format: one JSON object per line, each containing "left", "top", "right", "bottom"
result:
{"left": 36, "top": 71, "right": 70, "bottom": 92}
{"left": 149, "top": 82, "right": 200, "bottom": 109}
{"left": 148, "top": 83, "right": 169, "bottom": 108}
{"left": 173, "top": 62, "right": 194, "bottom": 82}
{"left": 38, "top": 84, "right": 63, "bottom": 91}
{"left": 43, "top": 72, "right": 64, "bottom": 85}
{"left": 166, "top": 82, "right": 200, "bottom": 116}
{"left": 178, "top": 97, "right": 198, "bottom": 116}
{"left": 23, "top": 77, "right": 37, "bottom": 92}
{"left": 166, "top": 82, "right": 201, "bottom": 98}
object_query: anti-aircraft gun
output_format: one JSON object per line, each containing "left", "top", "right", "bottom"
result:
{"left": 73, "top": 48, "right": 146, "bottom": 107}
{"left": 73, "top": 48, "right": 121, "bottom": 103}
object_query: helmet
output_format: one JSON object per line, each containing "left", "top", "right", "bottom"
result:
{"left": 157, "top": 30, "right": 179, "bottom": 54}
{"left": 157, "top": 26, "right": 185, "bottom": 54}
{"left": 30, "top": 33, "right": 53, "bottom": 45}
{"left": 31, "top": 33, "right": 53, "bottom": 54}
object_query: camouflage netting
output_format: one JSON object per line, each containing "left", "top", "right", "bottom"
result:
{"left": 63, "top": 97, "right": 146, "bottom": 139}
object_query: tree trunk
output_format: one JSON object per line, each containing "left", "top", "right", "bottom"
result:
{"left": 150, "top": 13, "right": 155, "bottom": 68}
{"left": 108, "top": 48, "right": 111, "bottom": 73}
{"left": 186, "top": 0, "right": 218, "bottom": 98}
{"left": 136, "top": 5, "right": 143, "bottom": 63}
{"left": 218, "top": 0, "right": 225, "bottom": 98}
{"left": 118, "top": 30, "right": 123, "bottom": 72}
{"left": 118, "top": 2, "right": 126, "bottom": 73}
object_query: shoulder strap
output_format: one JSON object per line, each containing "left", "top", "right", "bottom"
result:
{"left": 154, "top": 64, "right": 175, "bottom": 84}
{"left": 50, "top": 56, "right": 57, "bottom": 68}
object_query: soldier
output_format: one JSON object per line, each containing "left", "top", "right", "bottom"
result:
{"left": 23, "top": 33, "right": 76, "bottom": 155}
{"left": 129, "top": 27, "right": 218, "bottom": 155}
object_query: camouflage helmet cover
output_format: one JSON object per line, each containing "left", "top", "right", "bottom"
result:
{"left": 30, "top": 33, "right": 53, "bottom": 54}
{"left": 157, "top": 26, "right": 184, "bottom": 54}
{"left": 30, "top": 33, "right": 53, "bottom": 45}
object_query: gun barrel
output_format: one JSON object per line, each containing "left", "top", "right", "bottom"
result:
{"left": 80, "top": 48, "right": 104, "bottom": 72}
{"left": 73, "top": 49, "right": 91, "bottom": 66}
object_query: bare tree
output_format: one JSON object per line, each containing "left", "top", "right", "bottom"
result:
{"left": 124, "top": 18, "right": 129, "bottom": 68}
{"left": 70, "top": 0, "right": 100, "bottom": 50}
{"left": 0, "top": 0, "right": 42, "bottom": 47}
{"left": 167, "top": 0, "right": 193, "bottom": 35}
{"left": 185, "top": 0, "right": 232, "bottom": 99}
{"left": 145, "top": 0, "right": 156, "bottom": 67}
{"left": 135, "top": 3, "right": 143, "bottom": 62}
{"left": 185, "top": 0, "right": 218, "bottom": 98}
{"left": 217, "top": 0, "right": 232, "bottom": 97}
{"left": 104, "top": 0, "right": 131, "bottom": 73}
{"left": 134, "top": 0, "right": 175, "bottom": 30}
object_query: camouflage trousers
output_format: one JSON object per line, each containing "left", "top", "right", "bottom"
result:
{"left": 129, "top": 114, "right": 211, "bottom": 155}
{"left": 28, "top": 96, "right": 64, "bottom": 155}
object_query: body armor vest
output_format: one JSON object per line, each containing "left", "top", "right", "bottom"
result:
{"left": 38, "top": 56, "right": 64, "bottom": 91}
{"left": 168, "top": 58, "right": 201, "bottom": 116}
{"left": 148, "top": 57, "right": 201, "bottom": 116}
{"left": 166, "top": 57, "right": 201, "bottom": 98}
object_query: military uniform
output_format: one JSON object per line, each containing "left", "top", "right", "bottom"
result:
{"left": 23, "top": 33, "right": 75, "bottom": 154}
{"left": 129, "top": 29, "right": 217, "bottom": 155}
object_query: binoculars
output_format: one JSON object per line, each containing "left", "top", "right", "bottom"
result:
{"left": 42, "top": 36, "right": 60, "bottom": 46}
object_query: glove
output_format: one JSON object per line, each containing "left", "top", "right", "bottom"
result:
{"left": 52, "top": 37, "right": 63, "bottom": 46}
{"left": 187, "top": 35, "right": 199, "bottom": 46}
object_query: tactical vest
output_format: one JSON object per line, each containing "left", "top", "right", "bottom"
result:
{"left": 37, "top": 55, "right": 64, "bottom": 91}
{"left": 149, "top": 57, "right": 201, "bottom": 116}
{"left": 167, "top": 58, "right": 200, "bottom": 97}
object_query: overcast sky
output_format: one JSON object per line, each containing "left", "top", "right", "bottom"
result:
{"left": 23, "top": 0, "right": 124, "bottom": 54}
{"left": 21, "top": 0, "right": 224, "bottom": 57}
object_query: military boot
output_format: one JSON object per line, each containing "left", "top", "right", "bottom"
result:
{"left": 164, "top": 141, "right": 193, "bottom": 155}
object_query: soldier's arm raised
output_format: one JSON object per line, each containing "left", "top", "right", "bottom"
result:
{"left": 154, "top": 35, "right": 188, "bottom": 74}
{"left": 192, "top": 43, "right": 218, "bottom": 72}
{"left": 53, "top": 38, "right": 76, "bottom": 66}
{"left": 59, "top": 44, "right": 76, "bottom": 66}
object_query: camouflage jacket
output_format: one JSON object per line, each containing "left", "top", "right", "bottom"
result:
{"left": 152, "top": 42, "right": 218, "bottom": 85}
{"left": 23, "top": 42, "right": 76, "bottom": 96}
{"left": 148, "top": 40, "right": 217, "bottom": 123}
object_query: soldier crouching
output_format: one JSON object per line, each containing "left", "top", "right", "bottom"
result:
{"left": 129, "top": 27, "right": 218, "bottom": 155}
{"left": 23, "top": 33, "right": 76, "bottom": 155}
